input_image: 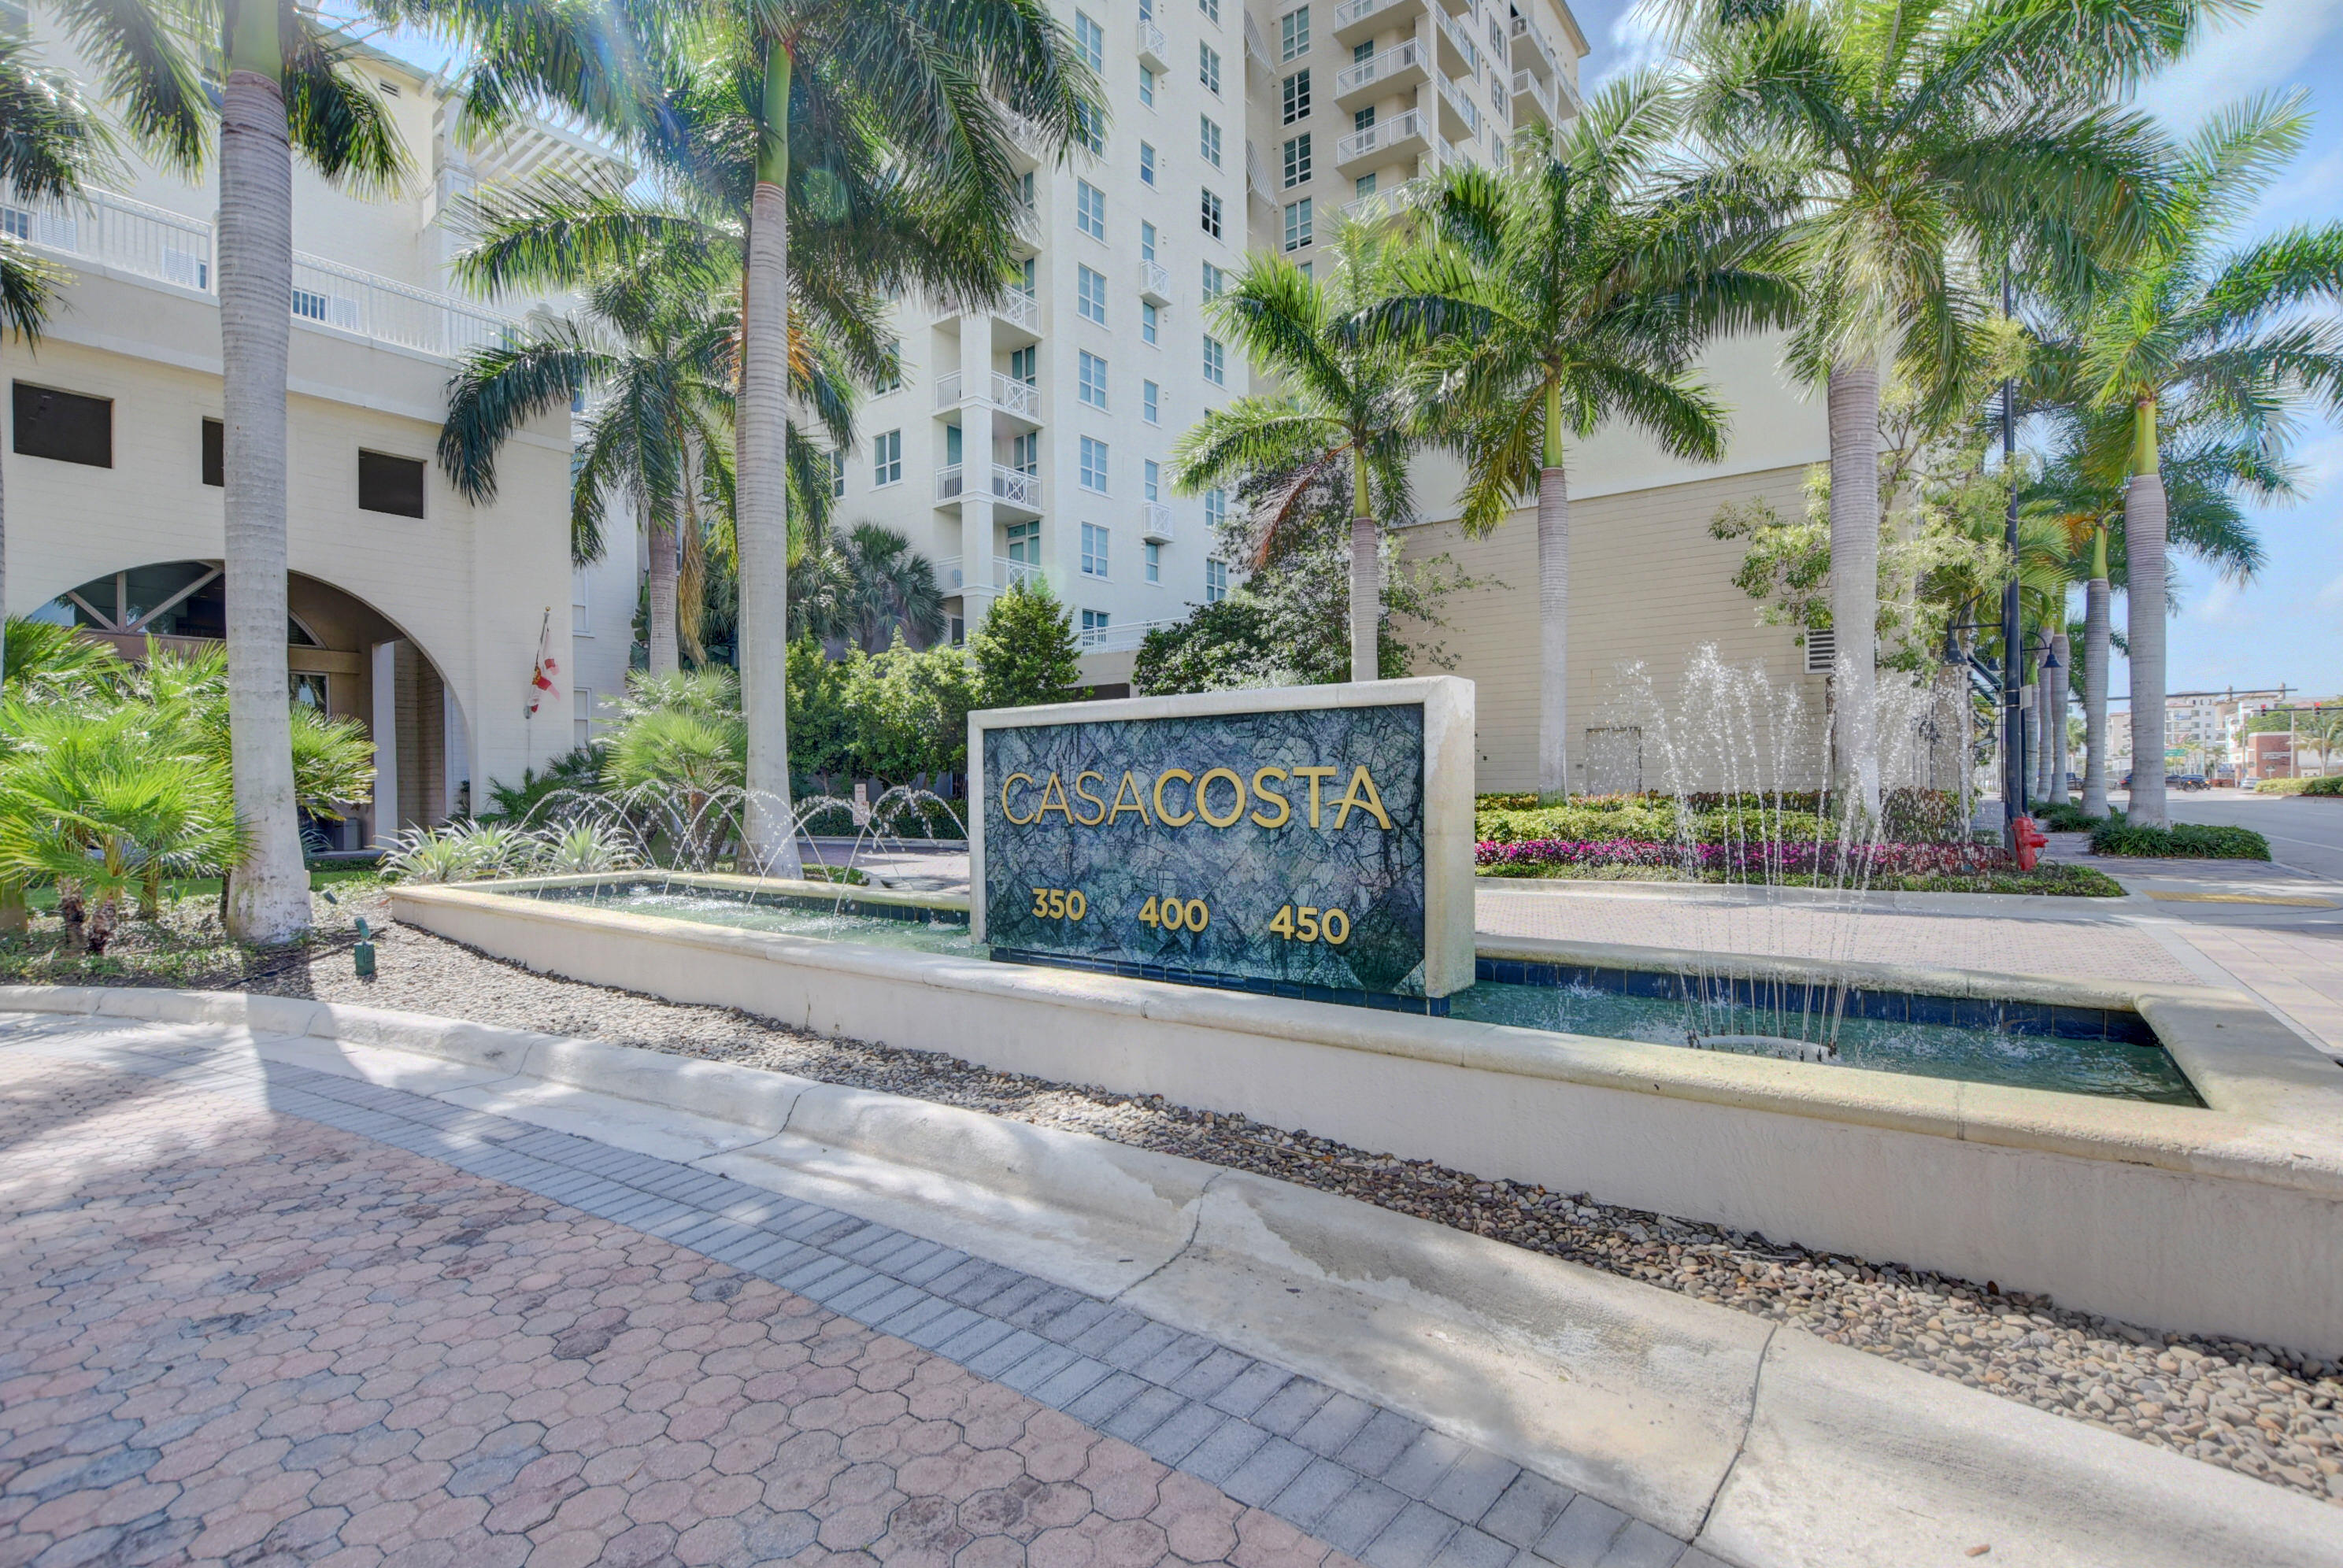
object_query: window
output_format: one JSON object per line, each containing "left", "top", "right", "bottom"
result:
{"left": 1074, "top": 101, "right": 1105, "bottom": 155}
{"left": 872, "top": 429, "right": 902, "bottom": 486}
{"left": 1207, "top": 559, "right": 1230, "bottom": 602}
{"left": 1354, "top": 105, "right": 1375, "bottom": 132}
{"left": 1282, "top": 69, "right": 1310, "bottom": 122}
{"left": 1016, "top": 256, "right": 1037, "bottom": 296}
{"left": 1074, "top": 9, "right": 1104, "bottom": 69}
{"left": 1199, "top": 42, "right": 1220, "bottom": 94}
{"left": 1353, "top": 39, "right": 1372, "bottom": 63}
{"left": 1198, "top": 0, "right": 1218, "bottom": 21}
{"left": 1006, "top": 519, "right": 1039, "bottom": 561}
{"left": 1199, "top": 115, "right": 1222, "bottom": 168}
{"left": 1078, "top": 264, "right": 1107, "bottom": 324}
{"left": 1079, "top": 350, "right": 1109, "bottom": 409}
{"left": 572, "top": 567, "right": 590, "bottom": 635}
{"left": 1079, "top": 435, "right": 1109, "bottom": 493}
{"left": 201, "top": 416, "right": 223, "bottom": 486}
{"left": 1009, "top": 345, "right": 1036, "bottom": 385}
{"left": 1299, "top": 260, "right": 1313, "bottom": 280}
{"left": 1281, "top": 6, "right": 1309, "bottom": 60}
{"left": 1081, "top": 522, "right": 1110, "bottom": 577}
{"left": 1202, "top": 335, "right": 1225, "bottom": 386}
{"left": 1283, "top": 197, "right": 1313, "bottom": 251}
{"left": 1143, "top": 379, "right": 1160, "bottom": 423}
{"left": 12, "top": 383, "right": 110, "bottom": 468}
{"left": 1201, "top": 260, "right": 1225, "bottom": 298}
{"left": 1146, "top": 542, "right": 1163, "bottom": 582}
{"left": 1082, "top": 608, "right": 1112, "bottom": 638}
{"left": 1354, "top": 172, "right": 1377, "bottom": 198}
{"left": 946, "top": 423, "right": 964, "bottom": 468}
{"left": 1201, "top": 187, "right": 1223, "bottom": 238}
{"left": 1010, "top": 432, "right": 1039, "bottom": 474}
{"left": 1142, "top": 301, "right": 1160, "bottom": 346}
{"left": 574, "top": 686, "right": 593, "bottom": 747}
{"left": 1140, "top": 142, "right": 1157, "bottom": 186}
{"left": 1144, "top": 459, "right": 1161, "bottom": 501}
{"left": 828, "top": 448, "right": 847, "bottom": 497}
{"left": 1205, "top": 487, "right": 1228, "bottom": 530}
{"left": 1076, "top": 179, "right": 1106, "bottom": 240}
{"left": 1139, "top": 66, "right": 1155, "bottom": 106}
{"left": 1283, "top": 133, "right": 1312, "bottom": 186}
{"left": 358, "top": 450, "right": 426, "bottom": 517}
{"left": 1141, "top": 220, "right": 1158, "bottom": 262}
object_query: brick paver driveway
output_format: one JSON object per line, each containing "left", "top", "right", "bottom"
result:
{"left": 0, "top": 1021, "right": 1695, "bottom": 1568}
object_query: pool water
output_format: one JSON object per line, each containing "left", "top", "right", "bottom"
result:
{"left": 514, "top": 882, "right": 2200, "bottom": 1106}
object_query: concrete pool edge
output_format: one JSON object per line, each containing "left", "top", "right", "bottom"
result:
{"left": 384, "top": 880, "right": 2343, "bottom": 1354}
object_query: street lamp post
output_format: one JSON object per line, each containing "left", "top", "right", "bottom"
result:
{"left": 2001, "top": 266, "right": 2026, "bottom": 841}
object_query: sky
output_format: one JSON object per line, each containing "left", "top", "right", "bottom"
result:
{"left": 1579, "top": 0, "right": 2343, "bottom": 706}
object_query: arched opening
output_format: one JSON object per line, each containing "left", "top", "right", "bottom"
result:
{"left": 31, "top": 561, "right": 472, "bottom": 845}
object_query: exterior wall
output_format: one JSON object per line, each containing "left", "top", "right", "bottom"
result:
{"left": 569, "top": 501, "right": 645, "bottom": 750}
{"left": 1397, "top": 462, "right": 1824, "bottom": 793}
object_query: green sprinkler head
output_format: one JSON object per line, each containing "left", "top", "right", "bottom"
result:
{"left": 353, "top": 915, "right": 376, "bottom": 978}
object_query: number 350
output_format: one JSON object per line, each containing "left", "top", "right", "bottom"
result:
{"left": 1031, "top": 887, "right": 1086, "bottom": 919}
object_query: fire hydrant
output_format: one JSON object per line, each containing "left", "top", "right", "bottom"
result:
{"left": 2012, "top": 815, "right": 2049, "bottom": 871}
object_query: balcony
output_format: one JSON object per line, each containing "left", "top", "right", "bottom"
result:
{"left": 1331, "top": 0, "right": 1414, "bottom": 47}
{"left": 11, "top": 186, "right": 518, "bottom": 361}
{"left": 1512, "top": 68, "right": 1559, "bottom": 128}
{"left": 1009, "top": 196, "right": 1042, "bottom": 246}
{"left": 935, "top": 370, "right": 1042, "bottom": 425}
{"left": 1140, "top": 501, "right": 1175, "bottom": 542}
{"left": 1078, "top": 616, "right": 1181, "bottom": 653}
{"left": 1434, "top": 71, "right": 1482, "bottom": 139}
{"left": 1434, "top": 7, "right": 1480, "bottom": 77}
{"left": 1137, "top": 16, "right": 1169, "bottom": 68}
{"left": 1342, "top": 176, "right": 1430, "bottom": 224}
{"left": 1334, "top": 108, "right": 1429, "bottom": 171}
{"left": 948, "top": 287, "right": 1042, "bottom": 341}
{"left": 936, "top": 555, "right": 1049, "bottom": 595}
{"left": 1510, "top": 12, "right": 1564, "bottom": 81}
{"left": 936, "top": 464, "right": 1043, "bottom": 517}
{"left": 1140, "top": 259, "right": 1172, "bottom": 303}
{"left": 1334, "top": 39, "right": 1427, "bottom": 105}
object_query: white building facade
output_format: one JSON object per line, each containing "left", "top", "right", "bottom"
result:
{"left": 2, "top": 23, "right": 637, "bottom": 840}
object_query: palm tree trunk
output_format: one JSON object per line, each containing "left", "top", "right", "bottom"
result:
{"left": 1827, "top": 361, "right": 1881, "bottom": 818}
{"left": 2082, "top": 538, "right": 2110, "bottom": 816}
{"left": 2049, "top": 630, "right": 2071, "bottom": 804}
{"left": 218, "top": 57, "right": 309, "bottom": 941}
{"left": 2125, "top": 400, "right": 2169, "bottom": 827}
{"left": 1347, "top": 449, "right": 1376, "bottom": 683}
{"left": 646, "top": 505, "right": 679, "bottom": 676}
{"left": 1537, "top": 384, "right": 1569, "bottom": 797}
{"left": 736, "top": 43, "right": 801, "bottom": 875}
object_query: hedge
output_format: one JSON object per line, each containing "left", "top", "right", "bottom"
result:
{"left": 2088, "top": 819, "right": 2271, "bottom": 860}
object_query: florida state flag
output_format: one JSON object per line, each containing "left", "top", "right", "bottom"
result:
{"left": 526, "top": 608, "right": 561, "bottom": 717}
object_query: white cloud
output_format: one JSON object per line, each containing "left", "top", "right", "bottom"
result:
{"left": 1588, "top": 0, "right": 1673, "bottom": 91}
{"left": 2294, "top": 427, "right": 2343, "bottom": 501}
{"left": 2318, "top": 575, "right": 2343, "bottom": 610}
{"left": 2137, "top": 0, "right": 2343, "bottom": 128}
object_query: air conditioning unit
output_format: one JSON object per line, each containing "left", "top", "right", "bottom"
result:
{"left": 1804, "top": 627, "right": 1836, "bottom": 675}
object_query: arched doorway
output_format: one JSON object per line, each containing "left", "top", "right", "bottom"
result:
{"left": 32, "top": 560, "right": 472, "bottom": 845}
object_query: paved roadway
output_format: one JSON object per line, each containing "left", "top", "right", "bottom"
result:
{"left": 2127, "top": 790, "right": 2343, "bottom": 883}
{"left": 0, "top": 1019, "right": 1700, "bottom": 1568}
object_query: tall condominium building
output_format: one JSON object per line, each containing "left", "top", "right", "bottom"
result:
{"left": 835, "top": 0, "right": 1587, "bottom": 679}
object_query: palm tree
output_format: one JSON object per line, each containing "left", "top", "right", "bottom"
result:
{"left": 0, "top": 33, "right": 105, "bottom": 694}
{"left": 440, "top": 261, "right": 747, "bottom": 677}
{"left": 1675, "top": 0, "right": 2214, "bottom": 814}
{"left": 2041, "top": 94, "right": 2343, "bottom": 825}
{"left": 58, "top": 0, "right": 404, "bottom": 940}
{"left": 1172, "top": 231, "right": 1424, "bottom": 682}
{"left": 444, "top": 0, "right": 1096, "bottom": 875}
{"left": 1360, "top": 76, "right": 1790, "bottom": 793}
{"left": 2027, "top": 423, "right": 2275, "bottom": 816}
{"left": 831, "top": 522, "right": 945, "bottom": 654}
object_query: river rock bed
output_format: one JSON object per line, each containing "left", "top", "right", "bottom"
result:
{"left": 229, "top": 897, "right": 2343, "bottom": 1507}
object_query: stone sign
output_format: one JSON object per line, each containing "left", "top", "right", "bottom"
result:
{"left": 969, "top": 679, "right": 1475, "bottom": 1000}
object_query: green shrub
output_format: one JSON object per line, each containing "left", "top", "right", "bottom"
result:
{"left": 2304, "top": 775, "right": 2343, "bottom": 797}
{"left": 2032, "top": 801, "right": 2101, "bottom": 832}
{"left": 2253, "top": 776, "right": 2311, "bottom": 794}
{"left": 1475, "top": 803, "right": 1679, "bottom": 843}
{"left": 1880, "top": 788, "right": 1967, "bottom": 842}
{"left": 2089, "top": 817, "right": 2271, "bottom": 860}
{"left": 1691, "top": 808, "right": 1827, "bottom": 844}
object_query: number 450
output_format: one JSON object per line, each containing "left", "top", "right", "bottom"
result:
{"left": 1268, "top": 905, "right": 1349, "bottom": 945}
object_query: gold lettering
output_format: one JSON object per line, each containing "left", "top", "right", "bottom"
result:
{"left": 1072, "top": 771, "right": 1109, "bottom": 826}
{"left": 1035, "top": 772, "right": 1075, "bottom": 823}
{"left": 1001, "top": 773, "right": 1038, "bottom": 825}
{"left": 1332, "top": 765, "right": 1393, "bottom": 830}
{"left": 1249, "top": 767, "right": 1291, "bottom": 828}
{"left": 1106, "top": 771, "right": 1153, "bottom": 825}
{"left": 1291, "top": 766, "right": 1338, "bottom": 827}
{"left": 1153, "top": 768, "right": 1197, "bottom": 827}
{"left": 1195, "top": 767, "right": 1246, "bottom": 828}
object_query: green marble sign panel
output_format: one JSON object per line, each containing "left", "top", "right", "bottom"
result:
{"left": 979, "top": 702, "right": 1430, "bottom": 994}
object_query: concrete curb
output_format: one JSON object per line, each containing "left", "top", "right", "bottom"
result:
{"left": 2, "top": 985, "right": 2336, "bottom": 1565}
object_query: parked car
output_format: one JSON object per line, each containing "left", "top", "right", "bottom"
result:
{"left": 2172, "top": 775, "right": 2209, "bottom": 790}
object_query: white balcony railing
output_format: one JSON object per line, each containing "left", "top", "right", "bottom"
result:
{"left": 1139, "top": 501, "right": 1174, "bottom": 542}
{"left": 1332, "top": 0, "right": 1409, "bottom": 34}
{"left": 935, "top": 370, "right": 1041, "bottom": 419}
{"left": 936, "top": 555, "right": 1049, "bottom": 594}
{"left": 1140, "top": 258, "right": 1172, "bottom": 301}
{"left": 1343, "top": 177, "right": 1429, "bottom": 223}
{"left": 1138, "top": 16, "right": 1169, "bottom": 67}
{"left": 1512, "top": 68, "right": 1558, "bottom": 126}
{"left": 1510, "top": 12, "right": 1565, "bottom": 80}
{"left": 1434, "top": 8, "right": 1481, "bottom": 75}
{"left": 1078, "top": 616, "right": 1180, "bottom": 652}
{"left": 1335, "top": 39, "right": 1423, "bottom": 97}
{"left": 1436, "top": 72, "right": 1482, "bottom": 137}
{"left": 1335, "top": 108, "right": 1425, "bottom": 165}
{"left": 9, "top": 186, "right": 518, "bottom": 361}
{"left": 936, "top": 464, "right": 1043, "bottom": 510}
{"left": 935, "top": 371, "right": 963, "bottom": 409}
